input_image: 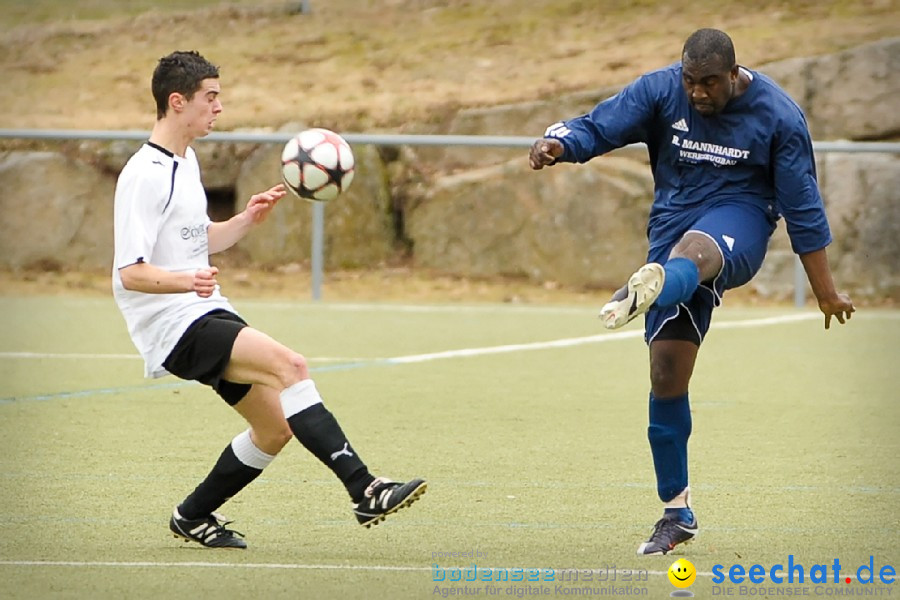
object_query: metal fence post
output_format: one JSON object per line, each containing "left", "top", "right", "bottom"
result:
{"left": 311, "top": 201, "right": 324, "bottom": 301}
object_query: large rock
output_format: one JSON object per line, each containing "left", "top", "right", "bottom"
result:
{"left": 759, "top": 37, "right": 900, "bottom": 141}
{"left": 412, "top": 87, "right": 622, "bottom": 171}
{"left": 85, "top": 137, "right": 261, "bottom": 190}
{"left": 235, "top": 141, "right": 396, "bottom": 268}
{"left": 751, "top": 152, "right": 900, "bottom": 301}
{"left": 406, "top": 156, "right": 654, "bottom": 287}
{"left": 0, "top": 151, "right": 115, "bottom": 270}
{"left": 823, "top": 152, "right": 900, "bottom": 298}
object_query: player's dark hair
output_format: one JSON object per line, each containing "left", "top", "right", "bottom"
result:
{"left": 682, "top": 29, "right": 736, "bottom": 70}
{"left": 151, "top": 51, "right": 219, "bottom": 119}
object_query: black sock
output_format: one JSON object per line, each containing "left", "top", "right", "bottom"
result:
{"left": 287, "top": 403, "right": 374, "bottom": 502}
{"left": 179, "top": 443, "right": 263, "bottom": 520}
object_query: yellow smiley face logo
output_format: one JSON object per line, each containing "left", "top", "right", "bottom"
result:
{"left": 668, "top": 558, "right": 696, "bottom": 588}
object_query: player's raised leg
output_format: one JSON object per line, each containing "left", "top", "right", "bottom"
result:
{"left": 279, "top": 376, "right": 426, "bottom": 527}
{"left": 600, "top": 232, "right": 721, "bottom": 330}
{"left": 225, "top": 327, "right": 427, "bottom": 529}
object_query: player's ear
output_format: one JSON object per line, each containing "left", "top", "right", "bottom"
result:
{"left": 169, "top": 92, "right": 185, "bottom": 113}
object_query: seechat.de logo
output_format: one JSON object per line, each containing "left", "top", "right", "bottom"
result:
{"left": 711, "top": 555, "right": 896, "bottom": 586}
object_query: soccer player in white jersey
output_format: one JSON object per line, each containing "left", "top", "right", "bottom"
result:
{"left": 529, "top": 29, "right": 854, "bottom": 555}
{"left": 113, "top": 51, "right": 425, "bottom": 548}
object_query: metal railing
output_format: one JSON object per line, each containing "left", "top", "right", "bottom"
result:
{"left": 2, "top": 128, "right": 898, "bottom": 152}
{"left": 2, "top": 128, "right": 897, "bottom": 303}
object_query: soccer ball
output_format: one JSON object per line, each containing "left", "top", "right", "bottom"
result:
{"left": 281, "top": 128, "right": 355, "bottom": 202}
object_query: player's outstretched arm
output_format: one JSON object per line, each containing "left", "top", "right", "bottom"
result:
{"left": 207, "top": 184, "right": 287, "bottom": 254}
{"left": 119, "top": 263, "right": 220, "bottom": 298}
{"left": 529, "top": 138, "right": 564, "bottom": 170}
{"left": 799, "top": 248, "right": 855, "bottom": 329}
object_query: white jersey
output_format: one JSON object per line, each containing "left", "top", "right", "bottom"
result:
{"left": 112, "top": 142, "right": 237, "bottom": 378}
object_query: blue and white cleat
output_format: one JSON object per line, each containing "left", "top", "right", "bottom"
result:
{"left": 600, "top": 263, "right": 665, "bottom": 329}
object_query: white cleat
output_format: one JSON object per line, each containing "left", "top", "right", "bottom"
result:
{"left": 599, "top": 263, "right": 665, "bottom": 330}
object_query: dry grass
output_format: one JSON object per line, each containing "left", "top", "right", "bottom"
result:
{"left": 0, "top": 0, "right": 897, "bottom": 131}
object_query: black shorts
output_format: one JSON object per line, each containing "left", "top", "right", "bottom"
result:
{"left": 162, "top": 309, "right": 252, "bottom": 406}
{"left": 651, "top": 305, "right": 701, "bottom": 346}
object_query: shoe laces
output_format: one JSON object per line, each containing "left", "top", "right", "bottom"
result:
{"left": 207, "top": 512, "right": 245, "bottom": 540}
{"left": 650, "top": 515, "right": 691, "bottom": 545}
{"left": 364, "top": 477, "right": 397, "bottom": 499}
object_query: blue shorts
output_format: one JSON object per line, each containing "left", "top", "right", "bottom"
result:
{"left": 644, "top": 201, "right": 777, "bottom": 345}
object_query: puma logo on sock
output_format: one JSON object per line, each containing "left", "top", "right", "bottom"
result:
{"left": 330, "top": 442, "right": 354, "bottom": 461}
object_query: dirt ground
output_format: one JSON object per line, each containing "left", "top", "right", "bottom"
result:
{"left": 0, "top": 266, "right": 796, "bottom": 310}
{"left": 0, "top": 266, "right": 599, "bottom": 303}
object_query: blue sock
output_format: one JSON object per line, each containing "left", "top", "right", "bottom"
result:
{"left": 647, "top": 392, "right": 692, "bottom": 503}
{"left": 665, "top": 507, "right": 695, "bottom": 524}
{"left": 656, "top": 257, "right": 699, "bottom": 307}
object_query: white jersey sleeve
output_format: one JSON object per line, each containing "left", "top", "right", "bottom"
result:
{"left": 113, "top": 155, "right": 169, "bottom": 269}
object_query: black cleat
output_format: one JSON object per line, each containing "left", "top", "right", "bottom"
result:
{"left": 636, "top": 513, "right": 698, "bottom": 555}
{"left": 353, "top": 477, "right": 427, "bottom": 528}
{"left": 169, "top": 509, "right": 247, "bottom": 549}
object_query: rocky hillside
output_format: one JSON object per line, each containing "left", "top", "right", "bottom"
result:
{"left": 0, "top": 0, "right": 897, "bottom": 130}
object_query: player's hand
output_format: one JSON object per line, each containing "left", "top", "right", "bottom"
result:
{"left": 819, "top": 292, "right": 855, "bottom": 329}
{"left": 529, "top": 138, "right": 564, "bottom": 170}
{"left": 245, "top": 184, "right": 287, "bottom": 224}
{"left": 193, "top": 266, "right": 219, "bottom": 298}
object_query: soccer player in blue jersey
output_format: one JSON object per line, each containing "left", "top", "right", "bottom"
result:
{"left": 529, "top": 29, "right": 854, "bottom": 555}
{"left": 113, "top": 51, "right": 425, "bottom": 548}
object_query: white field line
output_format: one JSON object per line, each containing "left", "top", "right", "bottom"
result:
{"left": 0, "top": 352, "right": 141, "bottom": 360}
{"left": 0, "top": 352, "right": 373, "bottom": 363}
{"left": 0, "top": 313, "right": 821, "bottom": 364}
{"left": 388, "top": 329, "right": 640, "bottom": 363}
{"left": 0, "top": 312, "right": 822, "bottom": 405}
{"left": 387, "top": 313, "right": 820, "bottom": 364}
{"left": 0, "top": 560, "right": 861, "bottom": 582}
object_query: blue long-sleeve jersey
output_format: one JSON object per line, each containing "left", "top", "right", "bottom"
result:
{"left": 545, "top": 63, "right": 831, "bottom": 255}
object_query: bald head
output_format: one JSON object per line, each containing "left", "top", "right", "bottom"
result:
{"left": 682, "top": 28, "right": 736, "bottom": 72}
